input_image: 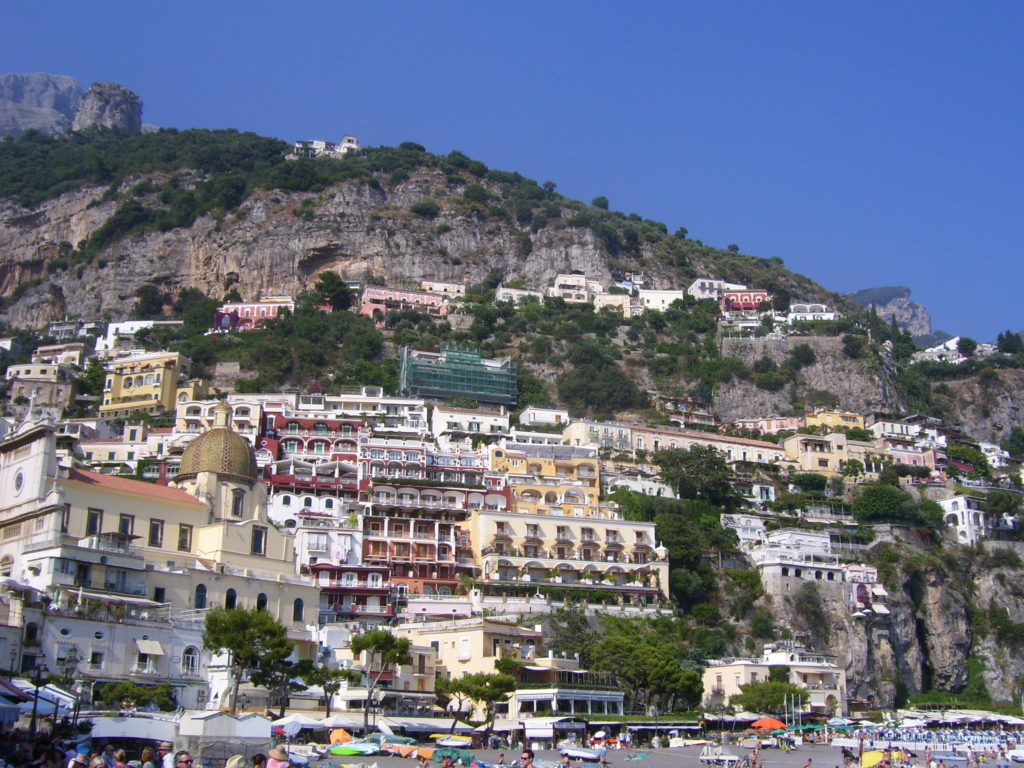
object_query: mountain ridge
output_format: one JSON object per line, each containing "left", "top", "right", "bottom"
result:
{"left": 0, "top": 71, "right": 143, "bottom": 138}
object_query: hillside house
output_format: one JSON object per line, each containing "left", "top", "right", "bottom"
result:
{"left": 547, "top": 274, "right": 604, "bottom": 303}
{"left": 721, "top": 289, "right": 771, "bottom": 312}
{"left": 787, "top": 303, "right": 839, "bottom": 323}
{"left": 360, "top": 286, "right": 448, "bottom": 323}
{"left": 687, "top": 278, "right": 746, "bottom": 301}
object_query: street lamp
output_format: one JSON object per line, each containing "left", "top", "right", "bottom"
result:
{"left": 62, "top": 649, "right": 82, "bottom": 726}
{"left": 28, "top": 656, "right": 50, "bottom": 737}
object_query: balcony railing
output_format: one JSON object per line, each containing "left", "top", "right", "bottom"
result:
{"left": 130, "top": 663, "right": 160, "bottom": 676}
{"left": 103, "top": 582, "right": 148, "bottom": 597}
{"left": 317, "top": 579, "right": 392, "bottom": 590}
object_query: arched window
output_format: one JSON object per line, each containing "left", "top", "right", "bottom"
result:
{"left": 256, "top": 593, "right": 268, "bottom": 611}
{"left": 225, "top": 588, "right": 237, "bottom": 609}
{"left": 194, "top": 584, "right": 207, "bottom": 609}
{"left": 292, "top": 598, "right": 304, "bottom": 622}
{"left": 0, "top": 555, "right": 12, "bottom": 577}
{"left": 395, "top": 583, "right": 409, "bottom": 597}
{"left": 325, "top": 499, "right": 334, "bottom": 509}
{"left": 303, "top": 497, "right": 313, "bottom": 508}
{"left": 24, "top": 622, "right": 38, "bottom": 642}
{"left": 282, "top": 495, "right": 292, "bottom": 506}
{"left": 182, "top": 646, "right": 199, "bottom": 675}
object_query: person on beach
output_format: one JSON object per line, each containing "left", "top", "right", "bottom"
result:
{"left": 497, "top": 756, "right": 506, "bottom": 765}
{"left": 520, "top": 750, "right": 535, "bottom": 768}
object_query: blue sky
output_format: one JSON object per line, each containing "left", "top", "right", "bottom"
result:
{"left": 4, "top": 1, "right": 1023, "bottom": 340}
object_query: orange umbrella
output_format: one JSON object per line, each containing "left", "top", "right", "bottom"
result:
{"left": 330, "top": 728, "right": 352, "bottom": 744}
{"left": 751, "top": 718, "right": 786, "bottom": 730}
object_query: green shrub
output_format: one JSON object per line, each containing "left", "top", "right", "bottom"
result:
{"left": 409, "top": 199, "right": 440, "bottom": 218}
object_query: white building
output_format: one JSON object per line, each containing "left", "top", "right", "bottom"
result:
{"left": 518, "top": 406, "right": 570, "bottom": 428}
{"left": 748, "top": 529, "right": 843, "bottom": 595}
{"left": 505, "top": 429, "right": 566, "bottom": 447}
{"left": 430, "top": 405, "right": 510, "bottom": 445}
{"left": 866, "top": 415, "right": 921, "bottom": 441}
{"left": 938, "top": 495, "right": 990, "bottom": 545}
{"left": 288, "top": 135, "right": 361, "bottom": 159}
{"left": 638, "top": 289, "right": 687, "bottom": 312}
{"left": 496, "top": 287, "right": 544, "bottom": 306}
{"left": 687, "top": 278, "right": 746, "bottom": 301}
{"left": 978, "top": 441, "right": 1011, "bottom": 470}
{"left": 95, "top": 320, "right": 184, "bottom": 355}
{"left": 720, "top": 513, "right": 768, "bottom": 552}
{"left": 787, "top": 303, "right": 839, "bottom": 324}
{"left": 703, "top": 643, "right": 847, "bottom": 715}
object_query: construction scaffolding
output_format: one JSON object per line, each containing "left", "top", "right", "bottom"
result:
{"left": 399, "top": 345, "right": 518, "bottom": 405}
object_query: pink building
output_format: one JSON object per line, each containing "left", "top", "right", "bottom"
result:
{"left": 214, "top": 297, "right": 295, "bottom": 331}
{"left": 360, "top": 286, "right": 448, "bottom": 323}
{"left": 721, "top": 289, "right": 771, "bottom": 312}
{"left": 877, "top": 437, "right": 936, "bottom": 470}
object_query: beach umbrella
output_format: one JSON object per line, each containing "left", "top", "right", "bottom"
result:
{"left": 594, "top": 731, "right": 607, "bottom": 739}
{"left": 828, "top": 717, "right": 853, "bottom": 726}
{"left": 862, "top": 751, "right": 886, "bottom": 768}
{"left": 751, "top": 717, "right": 786, "bottom": 730}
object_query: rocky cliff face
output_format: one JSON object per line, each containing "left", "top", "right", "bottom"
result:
{"left": 714, "top": 336, "right": 903, "bottom": 422}
{"left": 847, "top": 286, "right": 933, "bottom": 337}
{"left": 71, "top": 81, "right": 142, "bottom": 133}
{"left": 0, "top": 73, "right": 142, "bottom": 138}
{"left": 0, "top": 72, "right": 81, "bottom": 138}
{"left": 766, "top": 535, "right": 1024, "bottom": 708}
{"left": 0, "top": 173, "right": 670, "bottom": 327}
{"left": 935, "top": 369, "right": 1024, "bottom": 444}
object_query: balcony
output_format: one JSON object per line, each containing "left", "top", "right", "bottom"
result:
{"left": 103, "top": 582, "right": 148, "bottom": 597}
{"left": 319, "top": 604, "right": 394, "bottom": 620}
{"left": 371, "top": 497, "right": 464, "bottom": 511}
{"left": 130, "top": 663, "right": 160, "bottom": 676}
{"left": 317, "top": 578, "right": 392, "bottom": 591}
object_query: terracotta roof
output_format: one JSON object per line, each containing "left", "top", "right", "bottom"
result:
{"left": 65, "top": 468, "right": 205, "bottom": 506}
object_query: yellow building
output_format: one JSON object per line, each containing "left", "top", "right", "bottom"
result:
{"left": 473, "top": 445, "right": 670, "bottom": 598}
{"left": 593, "top": 293, "right": 643, "bottom": 318}
{"left": 396, "top": 617, "right": 543, "bottom": 678}
{"left": 782, "top": 432, "right": 878, "bottom": 477}
{"left": 804, "top": 409, "right": 865, "bottom": 431}
{"left": 100, "top": 351, "right": 194, "bottom": 418}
